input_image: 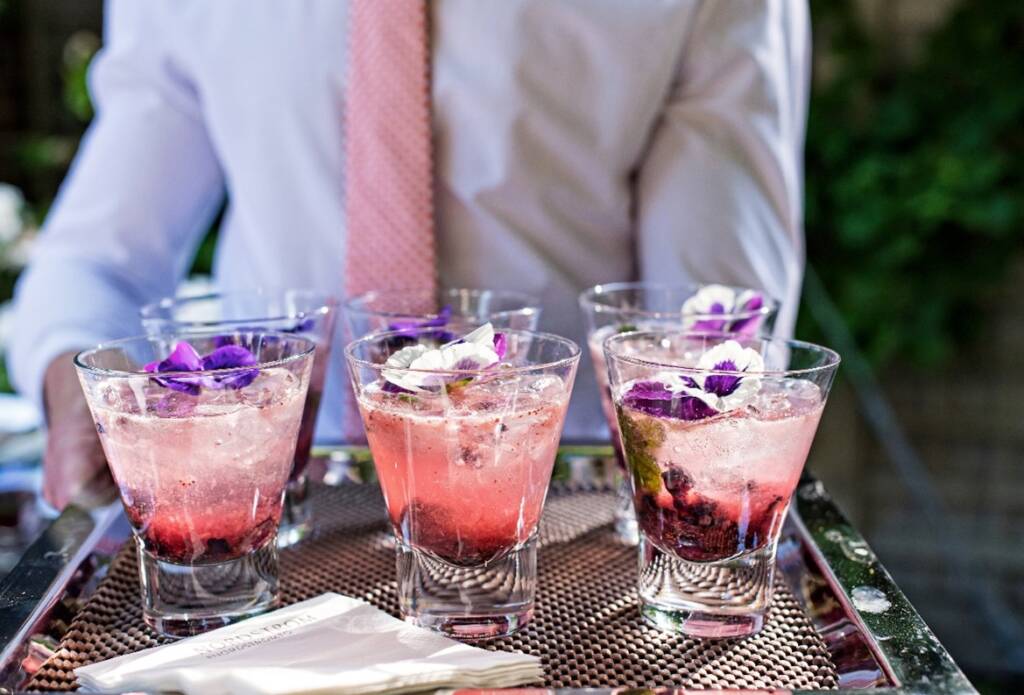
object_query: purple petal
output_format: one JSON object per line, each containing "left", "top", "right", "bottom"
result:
{"left": 153, "top": 377, "right": 202, "bottom": 396}
{"left": 200, "top": 345, "right": 259, "bottom": 390}
{"left": 159, "top": 342, "right": 203, "bottom": 372}
{"left": 729, "top": 315, "right": 764, "bottom": 336}
{"left": 728, "top": 293, "right": 765, "bottom": 335}
{"left": 623, "top": 380, "right": 719, "bottom": 421}
{"left": 209, "top": 370, "right": 259, "bottom": 390}
{"left": 676, "top": 396, "right": 719, "bottom": 421}
{"left": 146, "top": 342, "right": 204, "bottom": 394}
{"left": 739, "top": 293, "right": 764, "bottom": 312}
{"left": 622, "top": 381, "right": 676, "bottom": 417}
{"left": 690, "top": 318, "right": 729, "bottom": 332}
{"left": 701, "top": 359, "right": 742, "bottom": 396}
{"left": 703, "top": 374, "right": 742, "bottom": 397}
{"left": 710, "top": 302, "right": 727, "bottom": 314}
{"left": 492, "top": 333, "right": 507, "bottom": 359}
{"left": 387, "top": 305, "right": 453, "bottom": 333}
{"left": 201, "top": 345, "right": 257, "bottom": 370}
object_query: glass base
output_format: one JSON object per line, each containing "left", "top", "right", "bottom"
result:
{"left": 637, "top": 536, "right": 775, "bottom": 639}
{"left": 395, "top": 535, "right": 537, "bottom": 641}
{"left": 613, "top": 476, "right": 639, "bottom": 546}
{"left": 137, "top": 536, "right": 280, "bottom": 638}
{"left": 277, "top": 475, "right": 312, "bottom": 548}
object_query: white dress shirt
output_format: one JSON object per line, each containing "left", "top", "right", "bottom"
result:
{"left": 10, "top": 0, "right": 810, "bottom": 441}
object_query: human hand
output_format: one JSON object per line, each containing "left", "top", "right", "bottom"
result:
{"left": 41, "top": 351, "right": 114, "bottom": 511}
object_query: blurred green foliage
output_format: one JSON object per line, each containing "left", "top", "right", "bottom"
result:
{"left": 803, "top": 0, "right": 1024, "bottom": 366}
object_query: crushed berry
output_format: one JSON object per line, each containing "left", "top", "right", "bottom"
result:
{"left": 635, "top": 469, "right": 785, "bottom": 562}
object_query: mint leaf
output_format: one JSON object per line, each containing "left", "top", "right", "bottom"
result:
{"left": 617, "top": 323, "right": 638, "bottom": 333}
{"left": 617, "top": 407, "right": 665, "bottom": 494}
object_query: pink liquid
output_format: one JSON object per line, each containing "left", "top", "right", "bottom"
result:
{"left": 92, "top": 368, "right": 307, "bottom": 564}
{"left": 360, "top": 375, "right": 570, "bottom": 566}
{"left": 618, "top": 380, "right": 824, "bottom": 562}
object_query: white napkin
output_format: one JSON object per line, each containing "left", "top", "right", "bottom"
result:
{"left": 76, "top": 593, "right": 542, "bottom": 695}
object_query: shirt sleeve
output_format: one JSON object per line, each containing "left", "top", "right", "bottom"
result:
{"left": 8, "top": 0, "right": 225, "bottom": 408}
{"left": 634, "top": 0, "right": 810, "bottom": 337}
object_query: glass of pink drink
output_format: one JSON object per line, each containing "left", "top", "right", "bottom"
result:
{"left": 579, "top": 282, "right": 778, "bottom": 545}
{"left": 346, "top": 325, "right": 579, "bottom": 639}
{"left": 141, "top": 290, "right": 337, "bottom": 547}
{"left": 604, "top": 330, "right": 838, "bottom": 638}
{"left": 75, "top": 332, "right": 314, "bottom": 637}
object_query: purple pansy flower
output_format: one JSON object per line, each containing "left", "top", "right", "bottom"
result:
{"left": 381, "top": 323, "right": 504, "bottom": 393}
{"left": 620, "top": 340, "right": 765, "bottom": 421}
{"left": 682, "top": 285, "right": 767, "bottom": 335}
{"left": 144, "top": 341, "right": 259, "bottom": 395}
{"left": 622, "top": 380, "right": 719, "bottom": 421}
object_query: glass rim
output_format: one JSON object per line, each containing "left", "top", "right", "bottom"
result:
{"left": 578, "top": 281, "right": 778, "bottom": 322}
{"left": 139, "top": 289, "right": 339, "bottom": 328}
{"left": 603, "top": 329, "right": 841, "bottom": 378}
{"left": 342, "top": 287, "right": 541, "bottom": 321}
{"left": 74, "top": 331, "right": 317, "bottom": 380}
{"left": 345, "top": 327, "right": 580, "bottom": 378}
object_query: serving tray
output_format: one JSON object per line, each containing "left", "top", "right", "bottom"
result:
{"left": 0, "top": 446, "right": 975, "bottom": 694}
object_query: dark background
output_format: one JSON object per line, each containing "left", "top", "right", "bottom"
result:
{"left": 1, "top": 1, "right": 1022, "bottom": 691}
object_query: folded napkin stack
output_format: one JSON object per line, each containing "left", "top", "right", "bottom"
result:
{"left": 76, "top": 593, "right": 542, "bottom": 694}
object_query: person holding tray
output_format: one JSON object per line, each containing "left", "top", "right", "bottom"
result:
{"left": 8, "top": 0, "right": 811, "bottom": 510}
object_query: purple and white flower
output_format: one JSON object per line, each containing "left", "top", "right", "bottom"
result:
{"left": 621, "top": 340, "right": 764, "bottom": 420}
{"left": 382, "top": 323, "right": 506, "bottom": 393}
{"left": 681, "top": 285, "right": 766, "bottom": 335}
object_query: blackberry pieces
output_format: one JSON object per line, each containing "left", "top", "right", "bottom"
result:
{"left": 635, "top": 469, "right": 783, "bottom": 562}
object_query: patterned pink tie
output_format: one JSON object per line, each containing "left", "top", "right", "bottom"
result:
{"left": 343, "top": 0, "right": 435, "bottom": 441}
{"left": 344, "top": 0, "right": 436, "bottom": 297}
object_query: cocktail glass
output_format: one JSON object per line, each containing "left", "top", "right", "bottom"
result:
{"left": 579, "top": 282, "right": 778, "bottom": 545}
{"left": 75, "top": 332, "right": 314, "bottom": 637}
{"left": 604, "top": 330, "right": 838, "bottom": 638}
{"left": 345, "top": 326, "right": 579, "bottom": 639}
{"left": 140, "top": 290, "right": 337, "bottom": 547}
{"left": 343, "top": 287, "right": 540, "bottom": 346}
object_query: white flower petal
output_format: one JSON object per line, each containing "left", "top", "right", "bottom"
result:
{"left": 459, "top": 322, "right": 495, "bottom": 348}
{"left": 384, "top": 344, "right": 429, "bottom": 370}
{"left": 694, "top": 340, "right": 765, "bottom": 411}
{"left": 681, "top": 284, "right": 738, "bottom": 316}
{"left": 696, "top": 340, "right": 764, "bottom": 373}
{"left": 382, "top": 345, "right": 433, "bottom": 392}
{"left": 380, "top": 324, "right": 501, "bottom": 393}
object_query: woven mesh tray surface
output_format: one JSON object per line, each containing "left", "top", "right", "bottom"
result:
{"left": 27, "top": 482, "right": 838, "bottom": 691}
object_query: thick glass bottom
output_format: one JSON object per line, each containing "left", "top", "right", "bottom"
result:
{"left": 277, "top": 475, "right": 312, "bottom": 548}
{"left": 637, "top": 535, "right": 775, "bottom": 639}
{"left": 137, "top": 535, "right": 280, "bottom": 638}
{"left": 395, "top": 534, "right": 537, "bottom": 641}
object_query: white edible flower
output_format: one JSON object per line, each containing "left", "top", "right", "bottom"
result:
{"left": 382, "top": 323, "right": 501, "bottom": 393}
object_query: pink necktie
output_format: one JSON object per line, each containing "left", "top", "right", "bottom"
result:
{"left": 343, "top": 0, "right": 435, "bottom": 441}
{"left": 344, "top": 0, "right": 436, "bottom": 297}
